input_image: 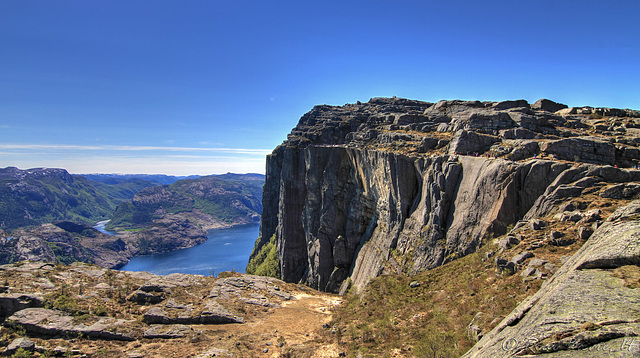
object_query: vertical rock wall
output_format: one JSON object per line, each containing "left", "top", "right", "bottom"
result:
{"left": 262, "top": 144, "right": 567, "bottom": 293}
{"left": 255, "top": 97, "right": 640, "bottom": 293}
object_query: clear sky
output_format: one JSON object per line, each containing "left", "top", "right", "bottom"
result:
{"left": 1, "top": 1, "right": 638, "bottom": 175}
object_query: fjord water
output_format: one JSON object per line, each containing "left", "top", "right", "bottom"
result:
{"left": 116, "top": 224, "right": 259, "bottom": 276}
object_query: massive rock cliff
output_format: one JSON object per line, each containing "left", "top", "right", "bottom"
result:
{"left": 254, "top": 97, "right": 640, "bottom": 293}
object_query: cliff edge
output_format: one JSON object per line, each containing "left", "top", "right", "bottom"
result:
{"left": 252, "top": 97, "right": 640, "bottom": 293}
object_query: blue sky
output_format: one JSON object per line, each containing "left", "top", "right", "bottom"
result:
{"left": 1, "top": 1, "right": 638, "bottom": 175}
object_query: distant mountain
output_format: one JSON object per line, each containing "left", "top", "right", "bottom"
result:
{"left": 106, "top": 174, "right": 265, "bottom": 231}
{"left": 77, "top": 176, "right": 159, "bottom": 202}
{"left": 0, "top": 167, "right": 121, "bottom": 230}
{"left": 79, "top": 173, "right": 201, "bottom": 186}
{"left": 0, "top": 167, "right": 264, "bottom": 268}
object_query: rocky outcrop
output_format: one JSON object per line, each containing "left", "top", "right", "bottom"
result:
{"left": 142, "top": 300, "right": 244, "bottom": 324}
{"left": 464, "top": 200, "right": 640, "bottom": 357}
{"left": 0, "top": 294, "right": 44, "bottom": 321}
{"left": 5, "top": 308, "right": 135, "bottom": 341}
{"left": 0, "top": 261, "right": 334, "bottom": 357}
{"left": 0, "top": 222, "right": 133, "bottom": 269}
{"left": 255, "top": 97, "right": 640, "bottom": 293}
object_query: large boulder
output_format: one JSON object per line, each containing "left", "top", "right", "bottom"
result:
{"left": 539, "top": 137, "right": 616, "bottom": 165}
{"left": 448, "top": 130, "right": 500, "bottom": 155}
{"left": 143, "top": 324, "right": 194, "bottom": 339}
{"left": 0, "top": 294, "right": 44, "bottom": 322}
{"left": 2, "top": 337, "right": 35, "bottom": 356}
{"left": 532, "top": 99, "right": 568, "bottom": 113}
{"left": 493, "top": 99, "right": 530, "bottom": 110}
{"left": 142, "top": 300, "right": 244, "bottom": 325}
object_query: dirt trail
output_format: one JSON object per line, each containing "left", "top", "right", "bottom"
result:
{"left": 203, "top": 293, "right": 343, "bottom": 357}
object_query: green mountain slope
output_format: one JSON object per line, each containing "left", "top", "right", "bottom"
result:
{"left": 0, "top": 167, "right": 163, "bottom": 231}
{"left": 106, "top": 174, "right": 264, "bottom": 231}
{"left": 80, "top": 177, "right": 159, "bottom": 202}
{"left": 0, "top": 167, "right": 119, "bottom": 230}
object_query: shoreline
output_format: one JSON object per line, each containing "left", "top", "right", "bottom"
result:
{"left": 118, "top": 223, "right": 260, "bottom": 276}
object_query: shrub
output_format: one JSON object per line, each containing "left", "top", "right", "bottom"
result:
{"left": 246, "top": 234, "right": 280, "bottom": 278}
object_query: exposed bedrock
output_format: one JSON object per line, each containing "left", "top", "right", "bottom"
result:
{"left": 264, "top": 145, "right": 578, "bottom": 293}
{"left": 463, "top": 200, "right": 640, "bottom": 357}
{"left": 256, "top": 97, "right": 640, "bottom": 293}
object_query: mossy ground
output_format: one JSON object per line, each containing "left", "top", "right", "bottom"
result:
{"left": 319, "top": 243, "right": 541, "bottom": 358}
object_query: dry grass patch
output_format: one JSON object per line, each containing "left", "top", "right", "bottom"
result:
{"left": 323, "top": 243, "right": 544, "bottom": 358}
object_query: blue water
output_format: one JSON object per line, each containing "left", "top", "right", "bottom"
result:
{"left": 118, "top": 224, "right": 259, "bottom": 276}
{"left": 94, "top": 220, "right": 116, "bottom": 235}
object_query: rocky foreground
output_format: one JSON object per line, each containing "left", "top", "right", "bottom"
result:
{"left": 0, "top": 263, "right": 341, "bottom": 357}
{"left": 463, "top": 199, "right": 640, "bottom": 357}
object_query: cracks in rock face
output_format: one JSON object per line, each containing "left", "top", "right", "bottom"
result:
{"left": 521, "top": 329, "right": 631, "bottom": 355}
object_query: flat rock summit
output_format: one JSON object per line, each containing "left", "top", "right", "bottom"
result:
{"left": 255, "top": 97, "right": 640, "bottom": 291}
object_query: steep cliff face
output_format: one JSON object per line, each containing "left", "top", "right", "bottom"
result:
{"left": 256, "top": 97, "right": 640, "bottom": 293}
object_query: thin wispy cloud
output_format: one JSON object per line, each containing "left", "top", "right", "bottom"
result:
{"left": 0, "top": 144, "right": 272, "bottom": 155}
{"left": 0, "top": 143, "right": 270, "bottom": 175}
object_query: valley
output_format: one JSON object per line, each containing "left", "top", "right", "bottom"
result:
{"left": 0, "top": 170, "right": 265, "bottom": 271}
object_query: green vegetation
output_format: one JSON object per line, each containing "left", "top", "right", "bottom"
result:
{"left": 246, "top": 235, "right": 280, "bottom": 278}
{"left": 106, "top": 174, "right": 264, "bottom": 231}
{"left": 105, "top": 202, "right": 153, "bottom": 229}
{"left": 0, "top": 176, "right": 114, "bottom": 229}
{"left": 45, "top": 242, "right": 79, "bottom": 265}
{"left": 173, "top": 174, "right": 263, "bottom": 223}
{"left": 0, "top": 168, "right": 159, "bottom": 230}
{"left": 84, "top": 178, "right": 157, "bottom": 202}
{"left": 11, "top": 348, "right": 34, "bottom": 358}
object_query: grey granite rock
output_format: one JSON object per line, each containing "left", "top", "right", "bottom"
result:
{"left": 0, "top": 294, "right": 44, "bottom": 322}
{"left": 532, "top": 99, "right": 568, "bottom": 113}
{"left": 4, "top": 308, "right": 134, "bottom": 341}
{"left": 143, "top": 324, "right": 194, "bottom": 339}
{"left": 463, "top": 200, "right": 640, "bottom": 357}
{"left": 3, "top": 337, "right": 35, "bottom": 355}
{"left": 255, "top": 97, "right": 640, "bottom": 295}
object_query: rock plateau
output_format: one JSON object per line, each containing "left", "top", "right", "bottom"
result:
{"left": 253, "top": 97, "right": 640, "bottom": 295}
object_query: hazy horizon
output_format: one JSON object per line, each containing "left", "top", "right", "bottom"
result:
{"left": 1, "top": 164, "right": 266, "bottom": 177}
{"left": 2, "top": 1, "right": 638, "bottom": 175}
